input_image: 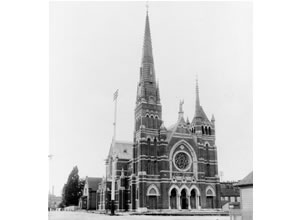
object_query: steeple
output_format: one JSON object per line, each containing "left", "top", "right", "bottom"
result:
{"left": 195, "top": 78, "right": 201, "bottom": 118}
{"left": 186, "top": 117, "right": 190, "bottom": 125}
{"left": 142, "top": 12, "right": 154, "bottom": 65}
{"left": 192, "top": 78, "right": 210, "bottom": 124}
{"left": 134, "top": 9, "right": 162, "bottom": 133}
{"left": 136, "top": 10, "right": 160, "bottom": 105}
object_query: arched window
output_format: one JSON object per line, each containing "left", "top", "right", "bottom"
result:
{"left": 150, "top": 115, "right": 154, "bottom": 128}
{"left": 205, "top": 127, "right": 208, "bottom": 135}
{"left": 147, "top": 138, "right": 151, "bottom": 156}
{"left": 145, "top": 114, "right": 150, "bottom": 128}
{"left": 155, "top": 115, "right": 159, "bottom": 129}
{"left": 207, "top": 164, "right": 210, "bottom": 177}
{"left": 201, "top": 126, "right": 204, "bottom": 134}
{"left": 208, "top": 127, "right": 211, "bottom": 135}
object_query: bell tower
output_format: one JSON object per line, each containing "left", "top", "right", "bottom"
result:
{"left": 131, "top": 10, "right": 165, "bottom": 212}
{"left": 134, "top": 10, "right": 162, "bottom": 138}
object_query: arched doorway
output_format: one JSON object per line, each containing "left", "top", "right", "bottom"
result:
{"left": 190, "top": 189, "right": 196, "bottom": 209}
{"left": 147, "top": 185, "right": 160, "bottom": 210}
{"left": 170, "top": 188, "right": 177, "bottom": 209}
{"left": 206, "top": 188, "right": 215, "bottom": 209}
{"left": 180, "top": 189, "right": 188, "bottom": 209}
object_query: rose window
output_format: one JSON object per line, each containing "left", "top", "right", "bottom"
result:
{"left": 174, "top": 152, "right": 190, "bottom": 170}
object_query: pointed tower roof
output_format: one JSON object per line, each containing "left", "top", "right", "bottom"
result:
{"left": 195, "top": 78, "right": 201, "bottom": 117}
{"left": 193, "top": 78, "right": 211, "bottom": 124}
{"left": 211, "top": 114, "right": 215, "bottom": 123}
{"left": 142, "top": 12, "right": 153, "bottom": 65}
{"left": 136, "top": 10, "right": 160, "bottom": 104}
{"left": 186, "top": 117, "right": 190, "bottom": 125}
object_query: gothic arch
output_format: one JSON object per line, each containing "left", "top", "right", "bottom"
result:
{"left": 204, "top": 141, "right": 211, "bottom": 147}
{"left": 146, "top": 184, "right": 160, "bottom": 196}
{"left": 169, "top": 140, "right": 198, "bottom": 179}
{"left": 205, "top": 185, "right": 216, "bottom": 196}
{"left": 168, "top": 185, "right": 180, "bottom": 196}
{"left": 190, "top": 185, "right": 201, "bottom": 196}
{"left": 179, "top": 185, "right": 190, "bottom": 196}
{"left": 146, "top": 136, "right": 154, "bottom": 141}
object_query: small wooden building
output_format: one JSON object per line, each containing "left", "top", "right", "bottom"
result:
{"left": 79, "top": 177, "right": 102, "bottom": 210}
{"left": 230, "top": 171, "right": 253, "bottom": 220}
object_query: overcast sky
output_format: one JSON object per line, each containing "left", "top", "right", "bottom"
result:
{"left": 50, "top": 1, "right": 252, "bottom": 196}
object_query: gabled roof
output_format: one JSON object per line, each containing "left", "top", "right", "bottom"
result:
{"left": 236, "top": 171, "right": 253, "bottom": 187}
{"left": 166, "top": 115, "right": 193, "bottom": 142}
{"left": 86, "top": 177, "right": 102, "bottom": 191}
{"left": 108, "top": 140, "right": 133, "bottom": 160}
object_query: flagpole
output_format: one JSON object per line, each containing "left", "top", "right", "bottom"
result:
{"left": 111, "top": 89, "right": 118, "bottom": 215}
{"left": 113, "top": 92, "right": 117, "bottom": 143}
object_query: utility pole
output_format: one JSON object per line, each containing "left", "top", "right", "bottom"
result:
{"left": 111, "top": 89, "right": 118, "bottom": 215}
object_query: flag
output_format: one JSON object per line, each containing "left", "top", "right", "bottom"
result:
{"left": 113, "top": 89, "right": 119, "bottom": 101}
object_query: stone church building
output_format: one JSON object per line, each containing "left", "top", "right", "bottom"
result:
{"left": 98, "top": 11, "right": 221, "bottom": 212}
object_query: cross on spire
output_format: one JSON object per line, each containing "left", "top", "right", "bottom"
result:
{"left": 146, "top": 1, "right": 149, "bottom": 13}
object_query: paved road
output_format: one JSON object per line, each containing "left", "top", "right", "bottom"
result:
{"left": 49, "top": 211, "right": 230, "bottom": 220}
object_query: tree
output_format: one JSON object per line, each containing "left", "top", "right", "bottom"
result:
{"left": 62, "top": 166, "right": 82, "bottom": 206}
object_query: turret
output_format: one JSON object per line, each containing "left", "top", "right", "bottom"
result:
{"left": 191, "top": 78, "right": 212, "bottom": 134}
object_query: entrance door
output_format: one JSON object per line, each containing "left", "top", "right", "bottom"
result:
{"left": 206, "top": 196, "right": 213, "bottom": 208}
{"left": 190, "top": 189, "right": 196, "bottom": 209}
{"left": 148, "top": 196, "right": 157, "bottom": 209}
{"left": 170, "top": 188, "right": 177, "bottom": 209}
{"left": 181, "top": 189, "right": 188, "bottom": 209}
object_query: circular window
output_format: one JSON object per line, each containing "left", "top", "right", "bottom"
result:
{"left": 173, "top": 151, "right": 191, "bottom": 171}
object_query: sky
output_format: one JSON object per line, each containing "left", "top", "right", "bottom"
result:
{"left": 49, "top": 1, "right": 252, "bottom": 196}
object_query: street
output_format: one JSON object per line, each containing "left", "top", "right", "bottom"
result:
{"left": 49, "top": 211, "right": 230, "bottom": 220}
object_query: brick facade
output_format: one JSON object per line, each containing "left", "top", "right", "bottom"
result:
{"left": 98, "top": 11, "right": 221, "bottom": 212}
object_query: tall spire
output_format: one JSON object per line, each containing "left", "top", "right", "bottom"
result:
{"left": 142, "top": 11, "right": 154, "bottom": 65}
{"left": 136, "top": 9, "right": 159, "bottom": 105}
{"left": 195, "top": 77, "right": 201, "bottom": 118}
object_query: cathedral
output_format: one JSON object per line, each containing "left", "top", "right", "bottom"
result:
{"left": 97, "top": 10, "right": 221, "bottom": 212}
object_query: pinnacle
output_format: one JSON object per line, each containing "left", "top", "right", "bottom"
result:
{"left": 195, "top": 78, "right": 202, "bottom": 118}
